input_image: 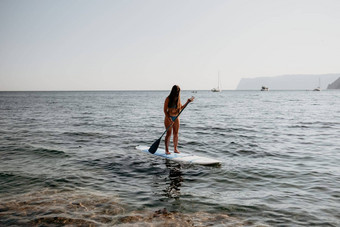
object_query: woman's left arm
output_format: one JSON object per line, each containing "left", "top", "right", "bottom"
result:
{"left": 181, "top": 96, "right": 195, "bottom": 109}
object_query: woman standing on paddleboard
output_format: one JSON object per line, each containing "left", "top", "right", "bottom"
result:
{"left": 164, "top": 85, "right": 194, "bottom": 155}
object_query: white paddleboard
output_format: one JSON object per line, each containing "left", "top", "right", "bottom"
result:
{"left": 136, "top": 145, "right": 221, "bottom": 166}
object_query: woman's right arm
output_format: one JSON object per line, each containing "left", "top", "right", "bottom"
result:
{"left": 164, "top": 97, "right": 171, "bottom": 119}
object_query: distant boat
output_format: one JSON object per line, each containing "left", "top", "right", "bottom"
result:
{"left": 211, "top": 71, "right": 222, "bottom": 92}
{"left": 313, "top": 78, "right": 321, "bottom": 91}
{"left": 261, "top": 86, "right": 269, "bottom": 91}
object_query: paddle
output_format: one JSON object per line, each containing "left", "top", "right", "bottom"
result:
{"left": 148, "top": 98, "right": 193, "bottom": 154}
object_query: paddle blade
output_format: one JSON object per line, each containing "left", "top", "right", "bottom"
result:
{"left": 149, "top": 138, "right": 161, "bottom": 154}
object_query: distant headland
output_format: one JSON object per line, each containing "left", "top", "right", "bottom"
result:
{"left": 327, "top": 77, "right": 340, "bottom": 89}
{"left": 236, "top": 74, "right": 340, "bottom": 90}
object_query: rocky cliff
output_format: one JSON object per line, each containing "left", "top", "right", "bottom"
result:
{"left": 236, "top": 74, "right": 340, "bottom": 90}
{"left": 327, "top": 77, "right": 340, "bottom": 89}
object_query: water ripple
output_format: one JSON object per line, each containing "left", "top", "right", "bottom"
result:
{"left": 0, "top": 90, "right": 339, "bottom": 226}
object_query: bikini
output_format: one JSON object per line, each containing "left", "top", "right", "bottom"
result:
{"left": 170, "top": 116, "right": 177, "bottom": 121}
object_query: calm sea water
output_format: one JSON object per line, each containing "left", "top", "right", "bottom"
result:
{"left": 0, "top": 90, "right": 339, "bottom": 226}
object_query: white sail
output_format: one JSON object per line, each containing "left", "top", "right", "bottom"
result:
{"left": 313, "top": 78, "right": 321, "bottom": 91}
{"left": 211, "top": 71, "right": 222, "bottom": 92}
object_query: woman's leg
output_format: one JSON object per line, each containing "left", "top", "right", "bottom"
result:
{"left": 173, "top": 118, "right": 180, "bottom": 153}
{"left": 164, "top": 117, "right": 172, "bottom": 155}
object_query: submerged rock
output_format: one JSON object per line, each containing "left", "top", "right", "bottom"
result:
{"left": 0, "top": 189, "right": 265, "bottom": 226}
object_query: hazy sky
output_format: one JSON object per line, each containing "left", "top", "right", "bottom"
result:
{"left": 1, "top": 0, "right": 340, "bottom": 91}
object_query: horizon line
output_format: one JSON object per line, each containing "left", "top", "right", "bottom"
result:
{"left": 1, "top": 89, "right": 338, "bottom": 92}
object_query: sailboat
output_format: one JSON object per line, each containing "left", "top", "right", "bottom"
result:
{"left": 211, "top": 71, "right": 222, "bottom": 92}
{"left": 313, "top": 78, "right": 321, "bottom": 91}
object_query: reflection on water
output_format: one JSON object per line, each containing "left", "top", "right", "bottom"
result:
{"left": 164, "top": 160, "right": 183, "bottom": 199}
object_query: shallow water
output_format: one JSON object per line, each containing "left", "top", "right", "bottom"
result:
{"left": 0, "top": 90, "right": 339, "bottom": 226}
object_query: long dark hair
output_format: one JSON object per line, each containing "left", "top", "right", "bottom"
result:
{"left": 168, "top": 85, "right": 181, "bottom": 110}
